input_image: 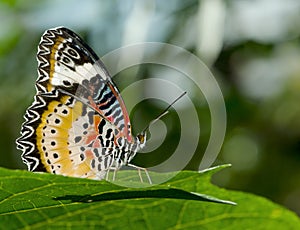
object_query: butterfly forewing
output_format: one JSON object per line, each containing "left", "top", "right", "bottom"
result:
{"left": 37, "top": 27, "right": 131, "bottom": 139}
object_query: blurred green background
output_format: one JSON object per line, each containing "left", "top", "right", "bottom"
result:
{"left": 1, "top": 0, "right": 300, "bottom": 216}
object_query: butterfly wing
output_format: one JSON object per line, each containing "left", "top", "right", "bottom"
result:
{"left": 17, "top": 27, "right": 134, "bottom": 178}
{"left": 36, "top": 27, "right": 132, "bottom": 140}
{"left": 22, "top": 90, "right": 118, "bottom": 179}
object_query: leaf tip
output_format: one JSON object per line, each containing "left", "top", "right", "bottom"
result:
{"left": 198, "top": 164, "right": 232, "bottom": 174}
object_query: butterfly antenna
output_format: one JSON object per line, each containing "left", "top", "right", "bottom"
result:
{"left": 142, "top": 91, "right": 187, "bottom": 134}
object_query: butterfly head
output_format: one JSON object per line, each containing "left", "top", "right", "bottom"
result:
{"left": 136, "top": 132, "right": 147, "bottom": 150}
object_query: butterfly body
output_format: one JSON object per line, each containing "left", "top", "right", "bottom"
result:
{"left": 16, "top": 27, "right": 145, "bottom": 180}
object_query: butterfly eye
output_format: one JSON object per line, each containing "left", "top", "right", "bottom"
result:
{"left": 137, "top": 134, "right": 145, "bottom": 144}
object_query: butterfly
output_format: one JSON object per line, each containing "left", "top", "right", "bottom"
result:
{"left": 16, "top": 27, "right": 154, "bottom": 182}
{"left": 16, "top": 27, "right": 186, "bottom": 183}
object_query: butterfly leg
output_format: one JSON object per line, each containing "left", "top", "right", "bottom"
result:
{"left": 137, "top": 168, "right": 144, "bottom": 183}
{"left": 105, "top": 166, "right": 118, "bottom": 181}
{"left": 127, "top": 164, "right": 152, "bottom": 184}
{"left": 104, "top": 167, "right": 117, "bottom": 181}
{"left": 143, "top": 168, "right": 152, "bottom": 184}
{"left": 105, "top": 170, "right": 110, "bottom": 180}
{"left": 112, "top": 167, "right": 117, "bottom": 181}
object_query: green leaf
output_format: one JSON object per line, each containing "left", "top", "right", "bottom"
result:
{"left": 0, "top": 165, "right": 299, "bottom": 229}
